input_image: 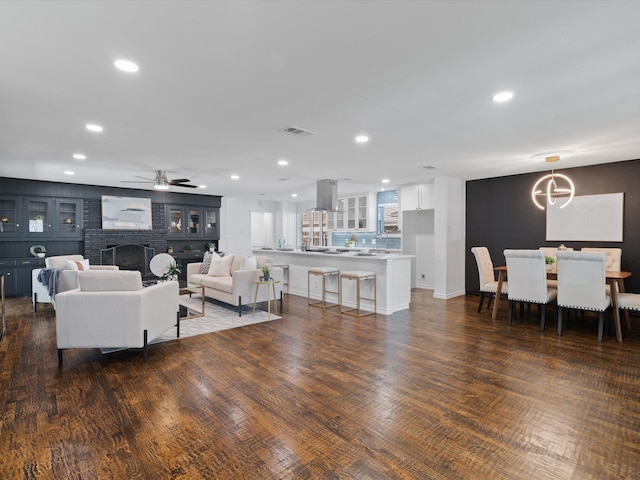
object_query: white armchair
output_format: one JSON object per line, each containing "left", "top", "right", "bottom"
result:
{"left": 32, "top": 254, "right": 119, "bottom": 311}
{"left": 54, "top": 270, "right": 179, "bottom": 365}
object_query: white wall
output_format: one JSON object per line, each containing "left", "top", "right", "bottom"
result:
{"left": 221, "top": 197, "right": 280, "bottom": 256}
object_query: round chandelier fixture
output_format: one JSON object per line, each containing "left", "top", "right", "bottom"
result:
{"left": 531, "top": 156, "right": 575, "bottom": 210}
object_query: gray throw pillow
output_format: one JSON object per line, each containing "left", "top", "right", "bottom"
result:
{"left": 200, "top": 251, "right": 217, "bottom": 274}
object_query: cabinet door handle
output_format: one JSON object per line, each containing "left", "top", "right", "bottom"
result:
{"left": 21, "top": 261, "right": 30, "bottom": 264}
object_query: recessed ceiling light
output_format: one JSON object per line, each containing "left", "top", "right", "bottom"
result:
{"left": 230, "top": 175, "right": 239, "bottom": 180}
{"left": 64, "top": 170, "right": 75, "bottom": 175}
{"left": 278, "top": 159, "right": 289, "bottom": 166}
{"left": 493, "top": 91, "right": 514, "bottom": 103}
{"left": 73, "top": 153, "right": 86, "bottom": 160}
{"left": 355, "top": 135, "right": 369, "bottom": 143}
{"left": 291, "top": 193, "right": 298, "bottom": 197}
{"left": 198, "top": 185, "right": 206, "bottom": 189}
{"left": 380, "top": 188, "right": 385, "bottom": 191}
{"left": 85, "top": 123, "right": 103, "bottom": 133}
{"left": 382, "top": 178, "right": 390, "bottom": 184}
{"left": 114, "top": 59, "right": 139, "bottom": 73}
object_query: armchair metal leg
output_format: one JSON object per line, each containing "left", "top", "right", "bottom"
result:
{"left": 58, "top": 349, "right": 63, "bottom": 367}
{"left": 238, "top": 296, "right": 242, "bottom": 317}
{"left": 143, "top": 329, "right": 148, "bottom": 363}
{"left": 33, "top": 292, "right": 38, "bottom": 313}
{"left": 280, "top": 291, "right": 283, "bottom": 312}
{"left": 176, "top": 311, "right": 180, "bottom": 338}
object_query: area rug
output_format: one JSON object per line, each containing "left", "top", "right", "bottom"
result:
{"left": 101, "top": 295, "right": 281, "bottom": 353}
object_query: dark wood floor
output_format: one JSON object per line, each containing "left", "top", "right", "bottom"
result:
{"left": 1, "top": 291, "right": 639, "bottom": 479}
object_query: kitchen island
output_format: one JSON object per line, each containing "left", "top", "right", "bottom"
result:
{"left": 253, "top": 249, "right": 413, "bottom": 314}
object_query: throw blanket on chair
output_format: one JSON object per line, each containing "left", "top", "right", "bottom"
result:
{"left": 37, "top": 267, "right": 62, "bottom": 300}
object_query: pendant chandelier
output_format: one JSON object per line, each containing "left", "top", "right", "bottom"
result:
{"left": 531, "top": 155, "right": 575, "bottom": 210}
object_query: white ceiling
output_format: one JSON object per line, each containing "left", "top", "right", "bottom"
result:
{"left": 1, "top": 1, "right": 640, "bottom": 203}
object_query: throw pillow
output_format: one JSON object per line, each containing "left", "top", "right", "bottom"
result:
{"left": 65, "top": 259, "right": 90, "bottom": 271}
{"left": 240, "top": 256, "right": 258, "bottom": 271}
{"left": 200, "top": 251, "right": 218, "bottom": 274}
{"left": 207, "top": 253, "right": 234, "bottom": 277}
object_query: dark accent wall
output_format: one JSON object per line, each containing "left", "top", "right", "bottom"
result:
{"left": 0, "top": 177, "right": 222, "bottom": 259}
{"left": 466, "top": 158, "right": 640, "bottom": 293}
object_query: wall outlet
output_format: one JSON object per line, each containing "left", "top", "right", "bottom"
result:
{"left": 371, "top": 239, "right": 376, "bottom": 245}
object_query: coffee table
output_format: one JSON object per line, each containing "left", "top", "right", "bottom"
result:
{"left": 178, "top": 282, "right": 205, "bottom": 319}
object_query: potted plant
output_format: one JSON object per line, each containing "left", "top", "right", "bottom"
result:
{"left": 260, "top": 265, "right": 271, "bottom": 281}
{"left": 167, "top": 245, "right": 174, "bottom": 253}
{"left": 545, "top": 255, "right": 555, "bottom": 269}
{"left": 206, "top": 242, "right": 215, "bottom": 252}
{"left": 165, "top": 262, "right": 181, "bottom": 281}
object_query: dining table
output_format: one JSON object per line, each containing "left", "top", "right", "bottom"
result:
{"left": 492, "top": 265, "right": 632, "bottom": 342}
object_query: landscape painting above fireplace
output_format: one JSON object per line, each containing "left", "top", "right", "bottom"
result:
{"left": 101, "top": 195, "right": 152, "bottom": 230}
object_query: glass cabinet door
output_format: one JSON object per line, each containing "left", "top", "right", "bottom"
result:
{"left": 358, "top": 195, "right": 368, "bottom": 229}
{"left": 347, "top": 197, "right": 356, "bottom": 229}
{"left": 24, "top": 197, "right": 52, "bottom": 238}
{"left": 186, "top": 208, "right": 202, "bottom": 237}
{"left": 0, "top": 196, "right": 21, "bottom": 238}
{"left": 56, "top": 199, "right": 82, "bottom": 238}
{"left": 203, "top": 208, "right": 218, "bottom": 237}
{"left": 167, "top": 205, "right": 184, "bottom": 237}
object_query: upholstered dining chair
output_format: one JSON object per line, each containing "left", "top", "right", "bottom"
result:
{"left": 471, "top": 247, "right": 507, "bottom": 313}
{"left": 504, "top": 249, "right": 557, "bottom": 332}
{"left": 581, "top": 247, "right": 622, "bottom": 295}
{"left": 556, "top": 251, "right": 611, "bottom": 343}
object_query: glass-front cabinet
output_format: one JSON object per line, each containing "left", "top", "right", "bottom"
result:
{"left": 328, "top": 195, "right": 368, "bottom": 231}
{"left": 0, "top": 195, "right": 21, "bottom": 239}
{"left": 166, "top": 205, "right": 220, "bottom": 240}
{"left": 0, "top": 196, "right": 83, "bottom": 240}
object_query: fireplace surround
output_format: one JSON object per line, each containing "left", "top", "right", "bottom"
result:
{"left": 100, "top": 244, "right": 155, "bottom": 277}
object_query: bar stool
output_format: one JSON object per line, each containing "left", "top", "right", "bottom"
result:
{"left": 308, "top": 267, "right": 339, "bottom": 308}
{"left": 274, "top": 264, "right": 289, "bottom": 294}
{"left": 340, "top": 270, "right": 376, "bottom": 317}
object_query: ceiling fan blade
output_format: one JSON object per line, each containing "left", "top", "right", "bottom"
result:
{"left": 169, "top": 178, "right": 191, "bottom": 183}
{"left": 134, "top": 175, "right": 155, "bottom": 181}
{"left": 172, "top": 183, "right": 198, "bottom": 188}
{"left": 121, "top": 180, "right": 154, "bottom": 184}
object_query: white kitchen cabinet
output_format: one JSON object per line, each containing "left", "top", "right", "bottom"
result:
{"left": 401, "top": 183, "right": 434, "bottom": 211}
{"left": 329, "top": 195, "right": 368, "bottom": 230}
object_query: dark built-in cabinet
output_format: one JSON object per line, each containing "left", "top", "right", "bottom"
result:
{"left": 166, "top": 205, "right": 219, "bottom": 240}
{"left": 0, "top": 195, "right": 82, "bottom": 241}
{"left": 0, "top": 257, "right": 45, "bottom": 297}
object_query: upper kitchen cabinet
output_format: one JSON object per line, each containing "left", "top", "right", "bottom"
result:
{"left": 166, "top": 205, "right": 219, "bottom": 240}
{"left": 329, "top": 195, "right": 369, "bottom": 231}
{"left": 0, "top": 195, "right": 82, "bottom": 240}
{"left": 401, "top": 183, "right": 434, "bottom": 211}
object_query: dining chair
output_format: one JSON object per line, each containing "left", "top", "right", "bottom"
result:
{"left": 556, "top": 251, "right": 611, "bottom": 343}
{"left": 581, "top": 247, "right": 622, "bottom": 295}
{"left": 503, "top": 249, "right": 557, "bottom": 331}
{"left": 471, "top": 247, "right": 507, "bottom": 313}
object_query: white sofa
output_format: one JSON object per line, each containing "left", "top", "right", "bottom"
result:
{"left": 187, "top": 254, "right": 283, "bottom": 316}
{"left": 54, "top": 270, "right": 179, "bottom": 365}
{"left": 32, "top": 254, "right": 119, "bottom": 310}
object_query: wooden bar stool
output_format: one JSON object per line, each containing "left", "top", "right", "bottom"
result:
{"left": 308, "top": 267, "right": 339, "bottom": 308}
{"left": 340, "top": 270, "right": 376, "bottom": 317}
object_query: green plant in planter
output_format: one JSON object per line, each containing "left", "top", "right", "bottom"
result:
{"left": 545, "top": 255, "right": 555, "bottom": 265}
{"left": 206, "top": 242, "right": 215, "bottom": 252}
{"left": 261, "top": 265, "right": 271, "bottom": 281}
{"left": 165, "top": 262, "right": 181, "bottom": 281}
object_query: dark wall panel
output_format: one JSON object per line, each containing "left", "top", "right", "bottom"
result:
{"left": 466, "top": 158, "right": 640, "bottom": 293}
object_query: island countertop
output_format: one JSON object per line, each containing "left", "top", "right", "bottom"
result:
{"left": 252, "top": 249, "right": 413, "bottom": 314}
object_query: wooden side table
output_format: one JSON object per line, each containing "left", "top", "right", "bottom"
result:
{"left": 252, "top": 280, "right": 280, "bottom": 318}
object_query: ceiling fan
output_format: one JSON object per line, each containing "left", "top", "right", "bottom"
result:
{"left": 121, "top": 170, "right": 198, "bottom": 190}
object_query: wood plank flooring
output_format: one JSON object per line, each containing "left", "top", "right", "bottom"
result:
{"left": 1, "top": 291, "right": 639, "bottom": 479}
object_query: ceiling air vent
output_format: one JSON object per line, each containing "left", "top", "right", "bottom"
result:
{"left": 281, "top": 125, "right": 315, "bottom": 137}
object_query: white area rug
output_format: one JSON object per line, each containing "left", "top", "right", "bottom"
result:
{"left": 101, "top": 295, "right": 281, "bottom": 353}
{"left": 153, "top": 295, "right": 281, "bottom": 343}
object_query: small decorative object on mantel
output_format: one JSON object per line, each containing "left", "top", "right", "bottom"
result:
{"left": 0, "top": 216, "right": 8, "bottom": 223}
{"left": 167, "top": 246, "right": 174, "bottom": 253}
{"left": 260, "top": 265, "right": 271, "bottom": 281}
{"left": 207, "top": 242, "right": 215, "bottom": 252}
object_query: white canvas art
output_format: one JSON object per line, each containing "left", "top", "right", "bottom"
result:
{"left": 101, "top": 195, "right": 152, "bottom": 230}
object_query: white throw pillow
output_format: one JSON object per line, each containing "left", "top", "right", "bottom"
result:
{"left": 200, "top": 251, "right": 219, "bottom": 274}
{"left": 207, "top": 253, "right": 234, "bottom": 277}
{"left": 240, "top": 256, "right": 258, "bottom": 271}
{"left": 65, "top": 259, "right": 90, "bottom": 271}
